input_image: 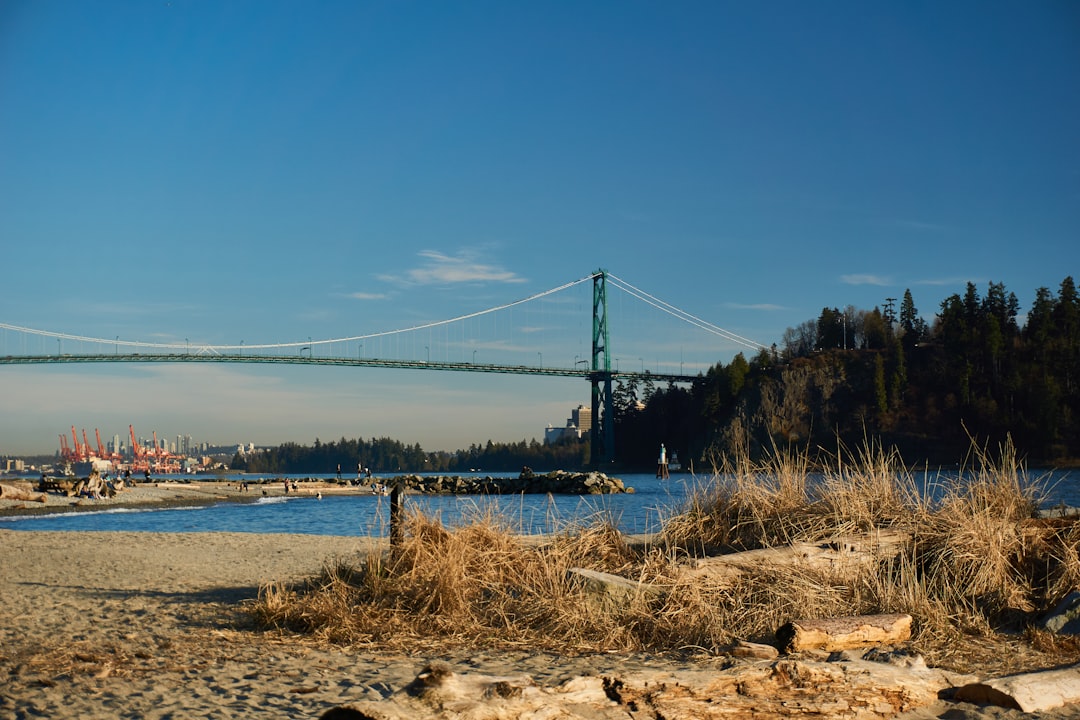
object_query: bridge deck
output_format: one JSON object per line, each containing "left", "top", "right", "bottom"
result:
{"left": 0, "top": 353, "right": 698, "bottom": 383}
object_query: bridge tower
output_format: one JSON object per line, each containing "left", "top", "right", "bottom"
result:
{"left": 590, "top": 269, "right": 615, "bottom": 467}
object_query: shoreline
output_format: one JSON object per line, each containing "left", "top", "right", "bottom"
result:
{"left": 0, "top": 478, "right": 397, "bottom": 518}
{"left": 0, "top": 469, "right": 630, "bottom": 519}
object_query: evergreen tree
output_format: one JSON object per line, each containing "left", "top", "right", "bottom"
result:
{"left": 816, "top": 307, "right": 844, "bottom": 349}
{"left": 873, "top": 353, "right": 888, "bottom": 416}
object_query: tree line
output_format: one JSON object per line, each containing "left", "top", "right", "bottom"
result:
{"left": 232, "top": 433, "right": 588, "bottom": 474}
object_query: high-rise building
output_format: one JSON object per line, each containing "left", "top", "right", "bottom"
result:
{"left": 571, "top": 404, "right": 592, "bottom": 433}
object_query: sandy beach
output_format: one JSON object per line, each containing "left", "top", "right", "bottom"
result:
{"left": 2, "top": 485, "right": 1079, "bottom": 718}
{"left": 0, "top": 528, "right": 703, "bottom": 719}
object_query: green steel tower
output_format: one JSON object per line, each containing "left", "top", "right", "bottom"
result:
{"left": 590, "top": 269, "right": 614, "bottom": 467}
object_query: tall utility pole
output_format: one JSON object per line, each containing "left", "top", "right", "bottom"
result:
{"left": 590, "top": 269, "right": 615, "bottom": 467}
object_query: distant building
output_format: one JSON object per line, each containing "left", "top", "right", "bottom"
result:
{"left": 544, "top": 404, "right": 592, "bottom": 444}
{"left": 571, "top": 404, "right": 592, "bottom": 433}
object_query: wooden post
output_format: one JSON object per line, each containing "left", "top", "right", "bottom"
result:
{"left": 390, "top": 479, "right": 403, "bottom": 546}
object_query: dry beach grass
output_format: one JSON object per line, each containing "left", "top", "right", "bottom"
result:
{"left": 254, "top": 439, "right": 1080, "bottom": 672}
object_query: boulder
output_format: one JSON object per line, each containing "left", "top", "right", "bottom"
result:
{"left": 1039, "top": 590, "right": 1080, "bottom": 634}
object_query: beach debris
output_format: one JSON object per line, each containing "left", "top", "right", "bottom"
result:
{"left": 0, "top": 482, "right": 47, "bottom": 503}
{"left": 954, "top": 663, "right": 1080, "bottom": 712}
{"left": 61, "top": 470, "right": 129, "bottom": 498}
{"left": 1039, "top": 590, "right": 1080, "bottom": 634}
{"left": 65, "top": 471, "right": 119, "bottom": 499}
{"left": 322, "top": 653, "right": 976, "bottom": 719}
{"left": 776, "top": 613, "right": 913, "bottom": 653}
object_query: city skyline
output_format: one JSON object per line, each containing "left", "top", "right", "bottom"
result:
{"left": 2, "top": 2, "right": 1077, "bottom": 454}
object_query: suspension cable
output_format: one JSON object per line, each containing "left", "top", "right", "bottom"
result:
{"left": 606, "top": 273, "right": 766, "bottom": 352}
{"left": 0, "top": 273, "right": 597, "bottom": 351}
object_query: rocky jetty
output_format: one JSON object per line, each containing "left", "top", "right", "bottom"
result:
{"left": 383, "top": 469, "right": 629, "bottom": 495}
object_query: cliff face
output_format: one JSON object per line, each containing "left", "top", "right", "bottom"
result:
{"left": 720, "top": 355, "right": 856, "bottom": 457}
{"left": 714, "top": 353, "right": 955, "bottom": 463}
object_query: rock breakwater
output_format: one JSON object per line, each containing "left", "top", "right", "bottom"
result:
{"left": 383, "top": 470, "right": 629, "bottom": 495}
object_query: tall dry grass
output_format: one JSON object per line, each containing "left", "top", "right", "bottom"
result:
{"left": 251, "top": 436, "right": 1078, "bottom": 660}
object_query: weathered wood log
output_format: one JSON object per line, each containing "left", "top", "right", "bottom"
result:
{"left": 325, "top": 655, "right": 976, "bottom": 719}
{"left": 730, "top": 639, "right": 780, "bottom": 659}
{"left": 567, "top": 567, "right": 662, "bottom": 607}
{"left": 777, "top": 613, "right": 912, "bottom": 653}
{"left": 683, "top": 529, "right": 910, "bottom": 586}
{"left": 0, "top": 483, "right": 47, "bottom": 503}
{"left": 954, "top": 663, "right": 1080, "bottom": 713}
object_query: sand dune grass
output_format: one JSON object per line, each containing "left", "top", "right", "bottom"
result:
{"left": 251, "top": 437, "right": 1080, "bottom": 666}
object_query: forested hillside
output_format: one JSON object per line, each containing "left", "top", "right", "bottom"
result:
{"left": 619, "top": 276, "right": 1079, "bottom": 469}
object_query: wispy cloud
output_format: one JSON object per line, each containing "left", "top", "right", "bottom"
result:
{"left": 724, "top": 302, "right": 787, "bottom": 311}
{"left": 841, "top": 274, "right": 892, "bottom": 286}
{"left": 380, "top": 250, "right": 526, "bottom": 286}
{"left": 345, "top": 291, "right": 388, "bottom": 300}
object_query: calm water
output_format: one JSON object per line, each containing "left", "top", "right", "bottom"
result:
{"left": 1, "top": 470, "right": 1075, "bottom": 536}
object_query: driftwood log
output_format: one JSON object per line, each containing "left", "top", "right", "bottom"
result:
{"left": 683, "top": 529, "right": 910, "bottom": 586}
{"left": 777, "top": 613, "right": 913, "bottom": 653}
{"left": 322, "top": 655, "right": 976, "bottom": 719}
{"left": 0, "top": 483, "right": 47, "bottom": 503}
{"left": 954, "top": 663, "right": 1080, "bottom": 713}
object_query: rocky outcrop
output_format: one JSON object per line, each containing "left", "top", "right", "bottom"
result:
{"left": 381, "top": 470, "right": 628, "bottom": 495}
{"left": 719, "top": 355, "right": 861, "bottom": 455}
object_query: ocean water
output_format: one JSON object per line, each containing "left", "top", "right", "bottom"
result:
{"left": 0, "top": 473, "right": 691, "bottom": 536}
{"left": 1, "top": 469, "right": 1075, "bottom": 536}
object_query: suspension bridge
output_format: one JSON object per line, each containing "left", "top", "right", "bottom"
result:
{"left": 0, "top": 270, "right": 765, "bottom": 465}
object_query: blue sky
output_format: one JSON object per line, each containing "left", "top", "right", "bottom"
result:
{"left": 2, "top": 1, "right": 1077, "bottom": 456}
